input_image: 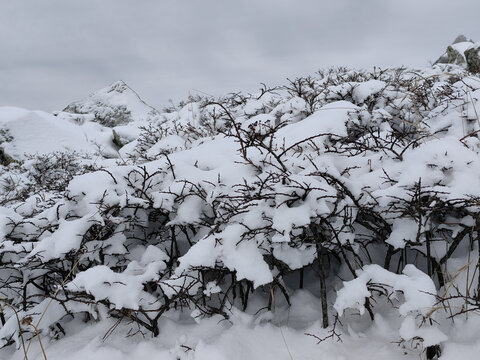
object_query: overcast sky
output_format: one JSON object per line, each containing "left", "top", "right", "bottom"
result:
{"left": 1, "top": 0, "right": 479, "bottom": 112}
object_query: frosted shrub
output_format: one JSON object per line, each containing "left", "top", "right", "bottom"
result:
{"left": 1, "top": 64, "right": 480, "bottom": 352}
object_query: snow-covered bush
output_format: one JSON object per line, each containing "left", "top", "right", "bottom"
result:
{"left": 1, "top": 60, "right": 480, "bottom": 355}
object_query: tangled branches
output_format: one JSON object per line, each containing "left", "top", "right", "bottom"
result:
{"left": 1, "top": 65, "right": 480, "bottom": 349}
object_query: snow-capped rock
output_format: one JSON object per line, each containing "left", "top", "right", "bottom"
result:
{"left": 435, "top": 34, "right": 480, "bottom": 73}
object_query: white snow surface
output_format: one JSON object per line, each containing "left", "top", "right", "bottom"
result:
{"left": 0, "top": 107, "right": 117, "bottom": 159}
{"left": 2, "top": 64, "right": 480, "bottom": 359}
{"left": 0, "top": 291, "right": 457, "bottom": 360}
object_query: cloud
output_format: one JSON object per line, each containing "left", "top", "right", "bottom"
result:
{"left": 1, "top": 0, "right": 479, "bottom": 111}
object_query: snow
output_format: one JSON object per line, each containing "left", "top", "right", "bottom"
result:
{"left": 334, "top": 264, "right": 443, "bottom": 346}
{"left": 27, "top": 216, "right": 96, "bottom": 261}
{"left": 386, "top": 218, "right": 418, "bottom": 249}
{"left": 451, "top": 41, "right": 475, "bottom": 56}
{"left": 335, "top": 264, "right": 437, "bottom": 317}
{"left": 3, "top": 57, "right": 480, "bottom": 360}
{"left": 67, "top": 260, "right": 166, "bottom": 309}
{"left": 274, "top": 100, "right": 356, "bottom": 148}
{"left": 272, "top": 243, "right": 316, "bottom": 269}
{"left": 271, "top": 204, "right": 312, "bottom": 242}
{"left": 0, "top": 293, "right": 446, "bottom": 360}
{"left": 177, "top": 224, "right": 273, "bottom": 288}
{"left": 352, "top": 80, "right": 386, "bottom": 103}
{"left": 399, "top": 315, "right": 448, "bottom": 347}
{"left": 0, "top": 107, "right": 117, "bottom": 159}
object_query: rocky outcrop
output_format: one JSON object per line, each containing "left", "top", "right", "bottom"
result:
{"left": 0, "top": 147, "right": 14, "bottom": 166}
{"left": 435, "top": 35, "right": 480, "bottom": 73}
{"left": 465, "top": 47, "right": 480, "bottom": 73}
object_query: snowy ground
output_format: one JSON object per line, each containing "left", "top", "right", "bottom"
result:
{"left": 2, "top": 45, "right": 480, "bottom": 359}
{"left": 2, "top": 289, "right": 480, "bottom": 360}
{"left": 0, "top": 290, "right": 441, "bottom": 360}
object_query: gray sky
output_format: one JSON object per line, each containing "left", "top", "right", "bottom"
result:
{"left": 1, "top": 0, "right": 479, "bottom": 112}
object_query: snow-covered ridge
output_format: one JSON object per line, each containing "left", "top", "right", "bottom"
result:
{"left": 1, "top": 46, "right": 480, "bottom": 359}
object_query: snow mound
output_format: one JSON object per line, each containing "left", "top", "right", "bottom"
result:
{"left": 62, "top": 80, "right": 160, "bottom": 126}
{"left": 0, "top": 107, "right": 118, "bottom": 159}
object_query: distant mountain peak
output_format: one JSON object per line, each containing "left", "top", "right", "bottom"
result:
{"left": 63, "top": 80, "right": 160, "bottom": 127}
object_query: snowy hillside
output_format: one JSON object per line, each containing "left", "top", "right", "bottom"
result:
{"left": 0, "top": 81, "right": 161, "bottom": 162}
{"left": 2, "top": 38, "right": 480, "bottom": 360}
